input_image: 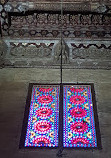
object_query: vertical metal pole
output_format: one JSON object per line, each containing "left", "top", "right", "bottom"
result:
{"left": 60, "top": 0, "right": 63, "bottom": 84}
{"left": 60, "top": 39, "right": 62, "bottom": 84}
{"left": 57, "top": 0, "right": 64, "bottom": 156}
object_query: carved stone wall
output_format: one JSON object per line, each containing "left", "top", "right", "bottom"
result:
{"left": 0, "top": 0, "right": 111, "bottom": 69}
{"left": 72, "top": 47, "right": 111, "bottom": 60}
{"left": 2, "top": 39, "right": 111, "bottom": 69}
{"left": 7, "top": 13, "right": 111, "bottom": 39}
{"left": 10, "top": 43, "right": 54, "bottom": 58}
{"left": 71, "top": 46, "right": 111, "bottom": 69}
{"left": 0, "top": 0, "right": 111, "bottom": 37}
{"left": 2, "top": 0, "right": 111, "bottom": 12}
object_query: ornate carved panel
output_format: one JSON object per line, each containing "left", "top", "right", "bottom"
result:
{"left": 0, "top": 0, "right": 111, "bottom": 69}
{"left": 2, "top": 39, "right": 111, "bottom": 69}
{"left": 7, "top": 12, "right": 111, "bottom": 39}
{"left": 2, "top": 0, "right": 111, "bottom": 12}
{"left": 0, "top": 0, "right": 111, "bottom": 38}
{"left": 72, "top": 48, "right": 111, "bottom": 60}
{"left": 10, "top": 43, "right": 54, "bottom": 58}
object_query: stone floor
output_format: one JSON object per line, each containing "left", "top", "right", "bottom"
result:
{"left": 0, "top": 68, "right": 111, "bottom": 158}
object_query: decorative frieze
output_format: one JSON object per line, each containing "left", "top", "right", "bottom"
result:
{"left": 72, "top": 47, "right": 111, "bottom": 60}
{"left": 2, "top": 39, "right": 111, "bottom": 69}
{"left": 1, "top": 0, "right": 110, "bottom": 13}
{"left": 0, "top": 0, "right": 111, "bottom": 37}
{"left": 10, "top": 13, "right": 111, "bottom": 27}
{"left": 0, "top": 1, "right": 111, "bottom": 69}
{"left": 7, "top": 13, "right": 111, "bottom": 39}
{"left": 10, "top": 43, "right": 54, "bottom": 58}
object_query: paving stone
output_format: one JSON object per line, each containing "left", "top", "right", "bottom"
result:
{"left": 98, "top": 112, "right": 111, "bottom": 126}
{"left": 92, "top": 149, "right": 111, "bottom": 158}
{"left": 97, "top": 70, "right": 111, "bottom": 83}
{"left": 100, "top": 125, "right": 111, "bottom": 138}
{"left": 97, "top": 102, "right": 111, "bottom": 113}
{"left": 14, "top": 68, "right": 60, "bottom": 83}
{"left": 62, "top": 69, "right": 78, "bottom": 83}
{"left": 23, "top": 149, "right": 57, "bottom": 158}
{"left": 98, "top": 83, "right": 111, "bottom": 101}
{"left": 0, "top": 68, "right": 15, "bottom": 82}
{"left": 62, "top": 149, "right": 93, "bottom": 158}
{"left": 77, "top": 70, "right": 100, "bottom": 83}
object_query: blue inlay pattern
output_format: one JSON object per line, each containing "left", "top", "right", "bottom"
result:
{"left": 63, "top": 85, "right": 97, "bottom": 147}
{"left": 25, "top": 85, "right": 60, "bottom": 147}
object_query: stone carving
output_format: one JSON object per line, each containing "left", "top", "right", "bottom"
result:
{"left": 10, "top": 13, "right": 111, "bottom": 28}
{"left": 3, "top": 1, "right": 111, "bottom": 13}
{"left": 96, "top": 4, "right": 108, "bottom": 13}
{"left": 0, "top": 0, "right": 8, "bottom": 5}
{"left": 10, "top": 43, "right": 54, "bottom": 58}
{"left": 72, "top": 48, "right": 111, "bottom": 60}
{"left": 2, "top": 40, "right": 111, "bottom": 69}
{"left": 4, "top": 3, "right": 13, "bottom": 12}
{"left": 16, "top": 3, "right": 29, "bottom": 13}
{"left": 10, "top": 46, "right": 51, "bottom": 58}
{"left": 1, "top": 0, "right": 111, "bottom": 37}
{"left": 0, "top": 39, "right": 7, "bottom": 67}
{"left": 3, "top": 1, "right": 90, "bottom": 12}
{"left": 8, "top": 12, "right": 111, "bottom": 38}
{"left": 54, "top": 40, "right": 69, "bottom": 64}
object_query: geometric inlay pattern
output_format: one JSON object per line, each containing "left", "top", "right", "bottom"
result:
{"left": 20, "top": 83, "right": 101, "bottom": 149}
{"left": 24, "top": 85, "right": 60, "bottom": 147}
{"left": 63, "top": 85, "right": 97, "bottom": 147}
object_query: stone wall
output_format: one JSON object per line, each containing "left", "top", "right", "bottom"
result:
{"left": 0, "top": 0, "right": 111, "bottom": 69}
